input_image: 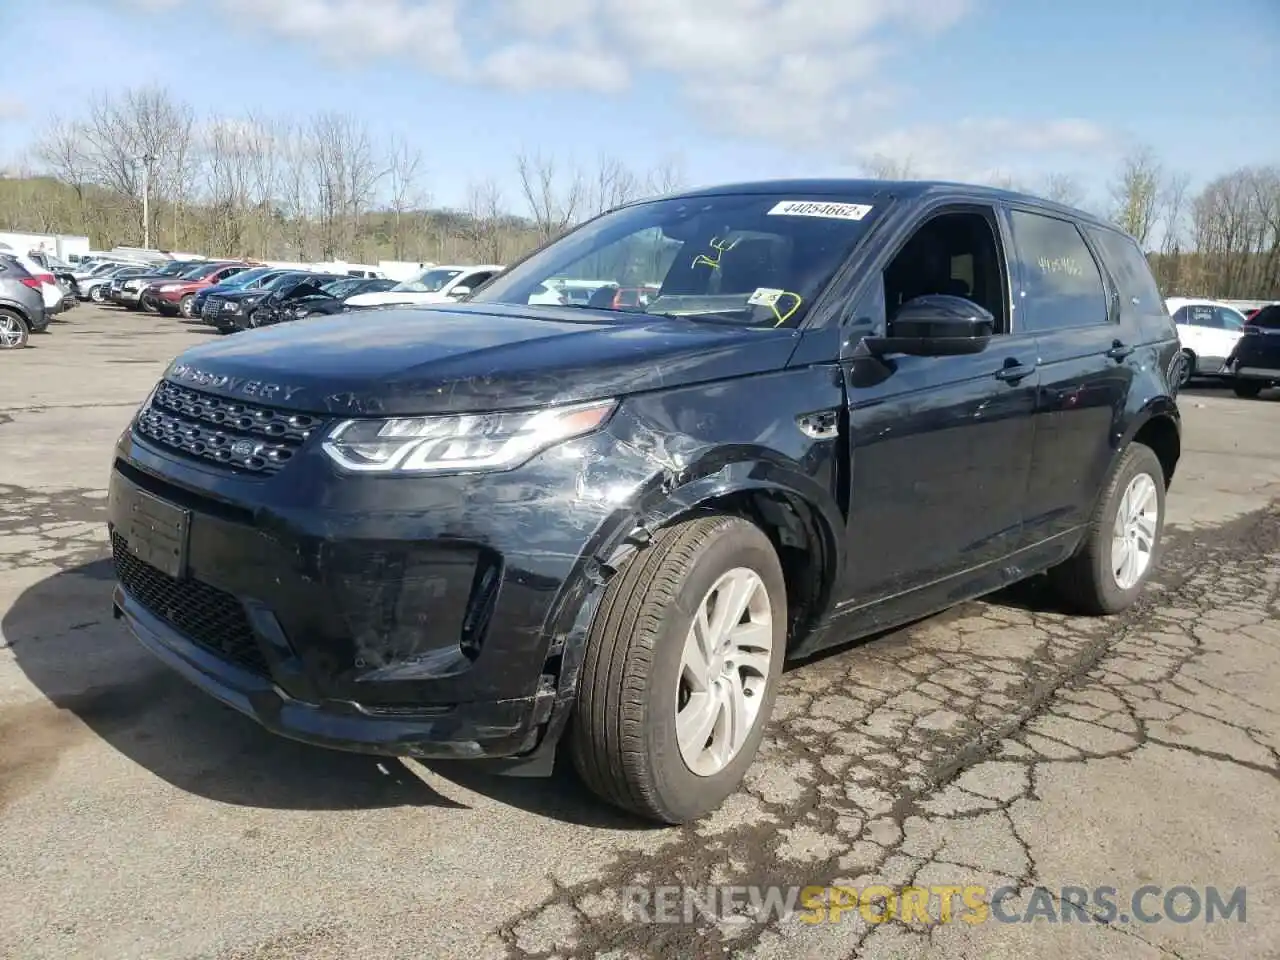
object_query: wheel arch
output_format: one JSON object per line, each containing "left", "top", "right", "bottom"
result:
{"left": 527, "top": 462, "right": 844, "bottom": 768}
{"left": 1118, "top": 400, "right": 1181, "bottom": 490}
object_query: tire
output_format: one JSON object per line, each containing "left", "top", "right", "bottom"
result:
{"left": 0, "top": 310, "right": 29, "bottom": 349}
{"left": 1177, "top": 349, "right": 1195, "bottom": 388}
{"left": 179, "top": 295, "right": 195, "bottom": 318}
{"left": 1048, "top": 443, "right": 1165, "bottom": 615}
{"left": 89, "top": 286, "right": 105, "bottom": 303}
{"left": 1233, "top": 380, "right": 1263, "bottom": 399}
{"left": 570, "top": 514, "right": 786, "bottom": 824}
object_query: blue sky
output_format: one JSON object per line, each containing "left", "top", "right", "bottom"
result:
{"left": 0, "top": 0, "right": 1276, "bottom": 212}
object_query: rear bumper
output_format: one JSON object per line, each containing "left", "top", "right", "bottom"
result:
{"left": 1226, "top": 336, "right": 1280, "bottom": 382}
{"left": 113, "top": 583, "right": 551, "bottom": 760}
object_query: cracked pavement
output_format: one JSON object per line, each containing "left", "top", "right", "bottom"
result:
{"left": 2, "top": 307, "right": 1279, "bottom": 960}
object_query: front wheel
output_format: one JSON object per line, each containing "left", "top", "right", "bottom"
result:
{"left": 1048, "top": 443, "right": 1166, "bottom": 615}
{"left": 570, "top": 514, "right": 786, "bottom": 824}
{"left": 179, "top": 295, "right": 195, "bottom": 318}
{"left": 1233, "top": 380, "right": 1264, "bottom": 399}
{"left": 89, "top": 285, "right": 105, "bottom": 303}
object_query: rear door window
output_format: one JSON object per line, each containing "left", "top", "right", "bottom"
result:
{"left": 1008, "top": 210, "right": 1109, "bottom": 332}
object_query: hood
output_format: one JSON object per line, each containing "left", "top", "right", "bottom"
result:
{"left": 162, "top": 303, "right": 799, "bottom": 416}
{"left": 346, "top": 290, "right": 447, "bottom": 307}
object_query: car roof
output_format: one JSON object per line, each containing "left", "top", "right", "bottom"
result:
{"left": 655, "top": 177, "right": 1120, "bottom": 232}
{"left": 1165, "top": 297, "right": 1245, "bottom": 312}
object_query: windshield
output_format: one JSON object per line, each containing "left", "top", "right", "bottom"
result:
{"left": 320, "top": 277, "right": 363, "bottom": 298}
{"left": 392, "top": 267, "right": 462, "bottom": 293}
{"left": 221, "top": 267, "right": 271, "bottom": 288}
{"left": 178, "top": 263, "right": 216, "bottom": 279}
{"left": 471, "top": 193, "right": 880, "bottom": 327}
{"left": 262, "top": 272, "right": 307, "bottom": 291}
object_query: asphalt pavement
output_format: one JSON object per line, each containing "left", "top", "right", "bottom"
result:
{"left": 2, "top": 305, "right": 1278, "bottom": 959}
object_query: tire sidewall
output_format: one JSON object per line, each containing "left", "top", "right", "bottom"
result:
{"left": 641, "top": 521, "right": 786, "bottom": 822}
{"left": 180, "top": 295, "right": 194, "bottom": 318}
{"left": 90, "top": 286, "right": 104, "bottom": 303}
{"left": 1092, "top": 446, "right": 1166, "bottom": 611}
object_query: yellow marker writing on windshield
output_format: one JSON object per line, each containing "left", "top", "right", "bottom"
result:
{"left": 692, "top": 237, "right": 731, "bottom": 269}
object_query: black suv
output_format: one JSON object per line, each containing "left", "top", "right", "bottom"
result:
{"left": 1226, "top": 303, "right": 1280, "bottom": 397}
{"left": 107, "top": 180, "right": 1182, "bottom": 824}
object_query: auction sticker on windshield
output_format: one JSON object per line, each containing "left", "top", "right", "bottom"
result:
{"left": 767, "top": 200, "right": 874, "bottom": 220}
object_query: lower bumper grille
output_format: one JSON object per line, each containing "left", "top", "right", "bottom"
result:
{"left": 112, "top": 531, "right": 269, "bottom": 676}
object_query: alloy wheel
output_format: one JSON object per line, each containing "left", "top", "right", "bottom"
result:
{"left": 0, "top": 315, "right": 26, "bottom": 348}
{"left": 675, "top": 567, "right": 774, "bottom": 777}
{"left": 1112, "top": 472, "right": 1159, "bottom": 590}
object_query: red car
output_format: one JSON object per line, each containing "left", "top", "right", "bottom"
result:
{"left": 141, "top": 262, "right": 250, "bottom": 318}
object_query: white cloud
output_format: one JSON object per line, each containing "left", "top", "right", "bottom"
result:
{"left": 115, "top": 0, "right": 1111, "bottom": 181}
{"left": 0, "top": 96, "right": 26, "bottom": 121}
{"left": 857, "top": 118, "right": 1115, "bottom": 181}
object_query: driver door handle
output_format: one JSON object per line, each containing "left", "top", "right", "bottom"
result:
{"left": 994, "top": 359, "right": 1036, "bottom": 383}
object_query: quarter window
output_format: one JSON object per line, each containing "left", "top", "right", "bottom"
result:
{"left": 1085, "top": 227, "right": 1164, "bottom": 317}
{"left": 1010, "top": 211, "right": 1109, "bottom": 332}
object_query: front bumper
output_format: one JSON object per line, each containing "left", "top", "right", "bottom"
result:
{"left": 105, "top": 408, "right": 632, "bottom": 762}
{"left": 113, "top": 582, "right": 550, "bottom": 759}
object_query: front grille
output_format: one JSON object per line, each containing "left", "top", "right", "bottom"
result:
{"left": 202, "top": 296, "right": 222, "bottom": 318}
{"left": 134, "top": 381, "right": 323, "bottom": 475}
{"left": 112, "top": 531, "right": 269, "bottom": 676}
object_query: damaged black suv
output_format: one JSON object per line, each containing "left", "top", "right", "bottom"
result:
{"left": 108, "top": 180, "right": 1181, "bottom": 824}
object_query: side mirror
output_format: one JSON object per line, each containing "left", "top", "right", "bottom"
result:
{"left": 448, "top": 286, "right": 472, "bottom": 299}
{"left": 865, "top": 295, "right": 995, "bottom": 358}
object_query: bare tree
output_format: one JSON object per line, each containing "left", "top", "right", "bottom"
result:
{"left": 1109, "top": 147, "right": 1162, "bottom": 247}
{"left": 461, "top": 179, "right": 507, "bottom": 263}
{"left": 1042, "top": 172, "right": 1084, "bottom": 207}
{"left": 643, "top": 156, "right": 686, "bottom": 198}
{"left": 33, "top": 117, "right": 93, "bottom": 232}
{"left": 516, "top": 149, "right": 583, "bottom": 242}
{"left": 310, "top": 112, "right": 385, "bottom": 259}
{"left": 385, "top": 136, "right": 425, "bottom": 259}
{"left": 583, "top": 154, "right": 641, "bottom": 219}
{"left": 77, "top": 86, "right": 194, "bottom": 246}
{"left": 862, "top": 154, "right": 918, "bottom": 180}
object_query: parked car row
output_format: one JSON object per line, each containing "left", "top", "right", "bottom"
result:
{"left": 1168, "top": 296, "right": 1280, "bottom": 397}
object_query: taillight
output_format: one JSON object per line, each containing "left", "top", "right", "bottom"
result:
{"left": 19, "top": 277, "right": 42, "bottom": 290}
{"left": 34, "top": 273, "right": 56, "bottom": 285}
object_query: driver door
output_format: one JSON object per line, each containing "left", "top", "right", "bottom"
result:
{"left": 835, "top": 204, "right": 1039, "bottom": 611}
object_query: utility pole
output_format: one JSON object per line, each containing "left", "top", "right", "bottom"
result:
{"left": 140, "top": 153, "right": 156, "bottom": 249}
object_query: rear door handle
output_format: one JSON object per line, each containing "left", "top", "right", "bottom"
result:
{"left": 1106, "top": 340, "right": 1134, "bottom": 361}
{"left": 994, "top": 360, "right": 1036, "bottom": 383}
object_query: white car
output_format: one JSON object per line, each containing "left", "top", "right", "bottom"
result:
{"left": 1165, "top": 297, "right": 1249, "bottom": 385}
{"left": 344, "top": 264, "right": 504, "bottom": 309}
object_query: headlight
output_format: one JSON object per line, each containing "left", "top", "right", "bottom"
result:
{"left": 223, "top": 302, "right": 240, "bottom": 312}
{"left": 158, "top": 284, "right": 180, "bottom": 292}
{"left": 321, "top": 399, "right": 617, "bottom": 475}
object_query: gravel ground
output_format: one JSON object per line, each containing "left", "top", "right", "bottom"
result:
{"left": 2, "top": 305, "right": 1279, "bottom": 960}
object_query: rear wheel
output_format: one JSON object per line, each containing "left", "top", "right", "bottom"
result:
{"left": 0, "top": 310, "right": 30, "bottom": 349}
{"left": 1049, "top": 443, "right": 1165, "bottom": 615}
{"left": 1233, "top": 380, "right": 1264, "bottom": 399}
{"left": 570, "top": 514, "right": 786, "bottom": 824}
